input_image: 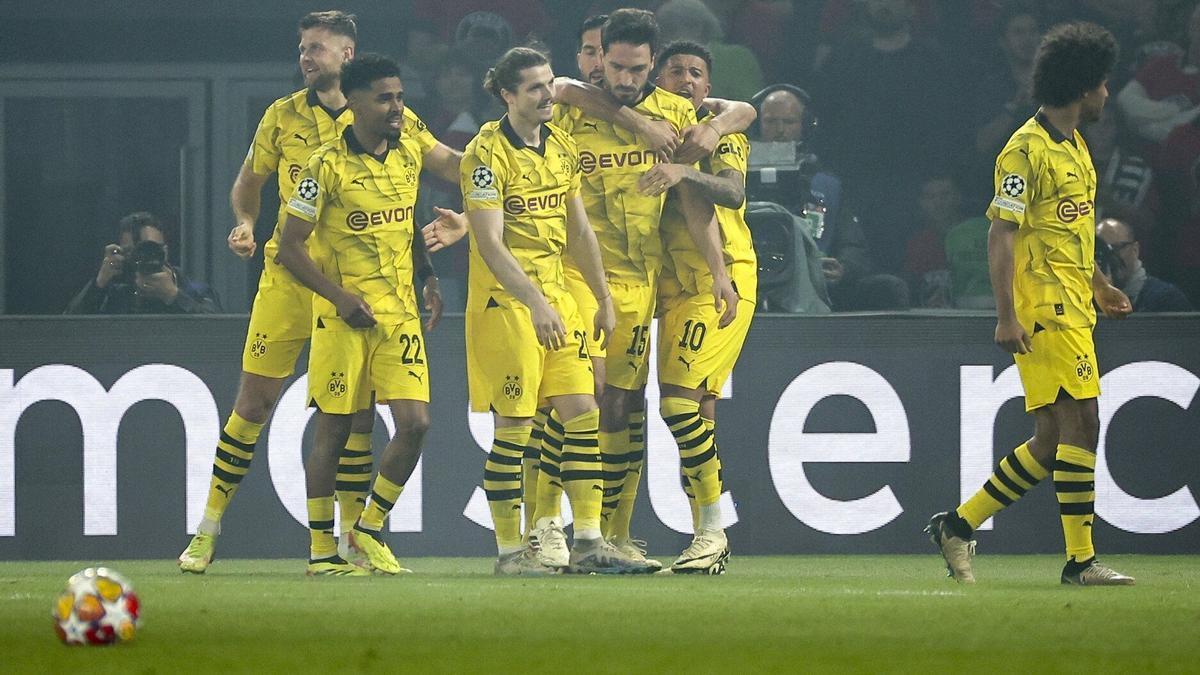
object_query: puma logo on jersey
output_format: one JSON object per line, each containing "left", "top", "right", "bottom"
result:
{"left": 1066, "top": 171, "right": 1079, "bottom": 180}
{"left": 582, "top": 121, "right": 599, "bottom": 130}
{"left": 677, "top": 355, "right": 694, "bottom": 371}
{"left": 293, "top": 133, "right": 308, "bottom": 143}
{"left": 351, "top": 177, "right": 367, "bottom": 187}
{"left": 407, "top": 370, "right": 424, "bottom": 383}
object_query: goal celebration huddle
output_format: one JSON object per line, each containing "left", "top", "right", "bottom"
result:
{"left": 177, "top": 8, "right": 1134, "bottom": 585}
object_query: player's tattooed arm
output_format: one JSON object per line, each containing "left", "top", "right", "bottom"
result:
{"left": 228, "top": 164, "right": 271, "bottom": 259}
{"left": 564, "top": 194, "right": 615, "bottom": 348}
{"left": 637, "top": 165, "right": 744, "bottom": 209}
{"left": 468, "top": 208, "right": 568, "bottom": 350}
{"left": 987, "top": 217, "right": 1029, "bottom": 354}
{"left": 423, "top": 143, "right": 465, "bottom": 184}
{"left": 677, "top": 183, "right": 738, "bottom": 328}
{"left": 675, "top": 99, "right": 756, "bottom": 164}
{"left": 277, "top": 214, "right": 375, "bottom": 328}
{"left": 552, "top": 77, "right": 679, "bottom": 159}
{"left": 411, "top": 218, "right": 443, "bottom": 331}
{"left": 1092, "top": 265, "right": 1132, "bottom": 319}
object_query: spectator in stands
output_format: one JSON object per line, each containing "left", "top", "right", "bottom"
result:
{"left": 752, "top": 85, "right": 909, "bottom": 310}
{"left": 969, "top": 4, "right": 1042, "bottom": 195}
{"left": 454, "top": 11, "right": 515, "bottom": 77}
{"left": 815, "top": 0, "right": 957, "bottom": 274}
{"left": 903, "top": 174, "right": 993, "bottom": 309}
{"left": 1097, "top": 217, "right": 1193, "bottom": 312}
{"left": 398, "top": 19, "right": 447, "bottom": 115}
{"left": 428, "top": 51, "right": 485, "bottom": 152}
{"left": 66, "top": 212, "right": 221, "bottom": 315}
{"left": 655, "top": 0, "right": 765, "bottom": 100}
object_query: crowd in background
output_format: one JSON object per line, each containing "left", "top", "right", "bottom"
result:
{"left": 383, "top": 0, "right": 1200, "bottom": 314}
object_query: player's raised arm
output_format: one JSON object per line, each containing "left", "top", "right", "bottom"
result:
{"left": 228, "top": 163, "right": 271, "bottom": 259}
{"left": 564, "top": 195, "right": 615, "bottom": 348}
{"left": 553, "top": 76, "right": 679, "bottom": 158}
{"left": 468, "top": 208, "right": 567, "bottom": 350}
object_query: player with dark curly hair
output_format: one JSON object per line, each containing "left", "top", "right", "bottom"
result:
{"left": 927, "top": 22, "right": 1135, "bottom": 586}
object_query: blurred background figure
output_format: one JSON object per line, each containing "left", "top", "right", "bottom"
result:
{"left": 66, "top": 212, "right": 221, "bottom": 315}
{"left": 1097, "top": 217, "right": 1193, "bottom": 312}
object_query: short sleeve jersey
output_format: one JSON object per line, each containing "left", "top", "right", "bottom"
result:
{"left": 986, "top": 112, "right": 1098, "bottom": 329}
{"left": 461, "top": 117, "right": 582, "bottom": 311}
{"left": 660, "top": 115, "right": 757, "bottom": 300}
{"left": 247, "top": 89, "right": 435, "bottom": 259}
{"left": 284, "top": 126, "right": 426, "bottom": 324}
{"left": 552, "top": 85, "right": 697, "bottom": 284}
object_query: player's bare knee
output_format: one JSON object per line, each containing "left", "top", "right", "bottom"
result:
{"left": 349, "top": 407, "right": 376, "bottom": 434}
{"left": 393, "top": 410, "right": 430, "bottom": 444}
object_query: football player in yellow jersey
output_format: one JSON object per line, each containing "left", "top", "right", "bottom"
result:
{"left": 639, "top": 40, "right": 758, "bottom": 574}
{"left": 927, "top": 22, "right": 1135, "bottom": 586}
{"left": 276, "top": 54, "right": 443, "bottom": 576}
{"left": 458, "top": 47, "right": 657, "bottom": 574}
{"left": 179, "top": 12, "right": 463, "bottom": 573}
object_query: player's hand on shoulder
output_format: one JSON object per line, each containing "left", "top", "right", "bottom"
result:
{"left": 228, "top": 223, "right": 257, "bottom": 259}
{"left": 530, "top": 296, "right": 567, "bottom": 351}
{"left": 423, "top": 207, "right": 468, "bottom": 253}
{"left": 638, "top": 163, "right": 688, "bottom": 197}
{"left": 994, "top": 318, "right": 1032, "bottom": 354}
{"left": 638, "top": 117, "right": 680, "bottom": 161}
{"left": 423, "top": 276, "right": 443, "bottom": 331}
{"left": 335, "top": 292, "right": 376, "bottom": 329}
{"left": 675, "top": 122, "right": 720, "bottom": 165}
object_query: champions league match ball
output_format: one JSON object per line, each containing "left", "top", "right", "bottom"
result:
{"left": 53, "top": 567, "right": 141, "bottom": 645}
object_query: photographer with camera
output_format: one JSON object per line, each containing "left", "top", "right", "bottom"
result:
{"left": 66, "top": 211, "right": 222, "bottom": 314}
{"left": 1096, "top": 217, "right": 1192, "bottom": 312}
{"left": 751, "top": 85, "right": 909, "bottom": 310}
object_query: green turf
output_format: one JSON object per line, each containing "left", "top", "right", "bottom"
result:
{"left": 2, "top": 555, "right": 1196, "bottom": 673}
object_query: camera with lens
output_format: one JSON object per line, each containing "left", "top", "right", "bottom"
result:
{"left": 746, "top": 141, "right": 819, "bottom": 215}
{"left": 128, "top": 240, "right": 168, "bottom": 277}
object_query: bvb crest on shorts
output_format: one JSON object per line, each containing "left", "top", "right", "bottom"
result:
{"left": 502, "top": 375, "right": 522, "bottom": 400}
{"left": 249, "top": 333, "right": 268, "bottom": 358}
{"left": 327, "top": 372, "right": 348, "bottom": 398}
{"left": 1075, "top": 355, "right": 1094, "bottom": 382}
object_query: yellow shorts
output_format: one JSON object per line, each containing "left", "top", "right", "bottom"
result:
{"left": 242, "top": 261, "right": 313, "bottom": 378}
{"left": 564, "top": 265, "right": 605, "bottom": 360}
{"left": 466, "top": 290, "right": 594, "bottom": 418}
{"left": 657, "top": 292, "right": 755, "bottom": 395}
{"left": 1014, "top": 324, "right": 1101, "bottom": 412}
{"left": 604, "top": 280, "right": 657, "bottom": 391}
{"left": 308, "top": 316, "right": 430, "bottom": 415}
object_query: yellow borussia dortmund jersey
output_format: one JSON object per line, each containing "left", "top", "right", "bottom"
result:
{"left": 987, "top": 112, "right": 1098, "bottom": 329}
{"left": 660, "top": 118, "right": 758, "bottom": 300}
{"left": 461, "top": 117, "right": 581, "bottom": 311}
{"left": 552, "top": 85, "right": 697, "bottom": 284}
{"left": 285, "top": 126, "right": 425, "bottom": 323}
{"left": 247, "top": 88, "right": 435, "bottom": 261}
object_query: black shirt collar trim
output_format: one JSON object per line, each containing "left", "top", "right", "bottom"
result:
{"left": 1035, "top": 110, "right": 1072, "bottom": 144}
{"left": 306, "top": 87, "right": 349, "bottom": 120}
{"left": 343, "top": 126, "right": 397, "bottom": 162}
{"left": 500, "top": 114, "right": 552, "bottom": 155}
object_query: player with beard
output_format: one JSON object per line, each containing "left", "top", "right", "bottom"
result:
{"left": 927, "top": 22, "right": 1135, "bottom": 586}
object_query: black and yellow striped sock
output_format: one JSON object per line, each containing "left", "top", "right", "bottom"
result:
{"left": 663, "top": 397, "right": 722, "bottom": 510}
{"left": 486, "top": 425, "right": 530, "bottom": 553}
{"left": 560, "top": 409, "right": 603, "bottom": 538}
{"left": 598, "top": 428, "right": 627, "bottom": 537}
{"left": 307, "top": 496, "right": 336, "bottom": 560}
{"left": 956, "top": 442, "right": 1049, "bottom": 531}
{"left": 201, "top": 412, "right": 264, "bottom": 529}
{"left": 357, "top": 473, "right": 404, "bottom": 533}
{"left": 522, "top": 409, "right": 549, "bottom": 537}
{"left": 533, "top": 410, "right": 566, "bottom": 524}
{"left": 1054, "top": 444, "right": 1097, "bottom": 562}
{"left": 335, "top": 432, "right": 373, "bottom": 534}
{"left": 609, "top": 410, "right": 647, "bottom": 541}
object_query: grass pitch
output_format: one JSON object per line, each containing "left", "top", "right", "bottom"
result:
{"left": 2, "top": 555, "right": 1197, "bottom": 673}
